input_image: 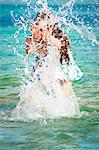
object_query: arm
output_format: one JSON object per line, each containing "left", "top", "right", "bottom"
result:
{"left": 26, "top": 35, "right": 33, "bottom": 55}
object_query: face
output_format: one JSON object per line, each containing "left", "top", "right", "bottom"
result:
{"left": 30, "top": 19, "right": 52, "bottom": 42}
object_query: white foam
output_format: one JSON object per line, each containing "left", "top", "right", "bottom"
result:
{"left": 11, "top": 46, "right": 80, "bottom": 121}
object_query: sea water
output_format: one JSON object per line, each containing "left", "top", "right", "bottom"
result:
{"left": 0, "top": 0, "right": 99, "bottom": 149}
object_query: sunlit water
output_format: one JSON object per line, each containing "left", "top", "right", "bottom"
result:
{"left": 0, "top": 0, "right": 99, "bottom": 149}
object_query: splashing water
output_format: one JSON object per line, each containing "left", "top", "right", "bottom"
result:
{"left": 11, "top": 44, "right": 81, "bottom": 121}
{"left": 8, "top": 0, "right": 98, "bottom": 121}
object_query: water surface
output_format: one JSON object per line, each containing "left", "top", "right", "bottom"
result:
{"left": 0, "top": 1, "right": 99, "bottom": 149}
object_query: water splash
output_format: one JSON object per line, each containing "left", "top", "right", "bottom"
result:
{"left": 9, "top": 0, "right": 98, "bottom": 121}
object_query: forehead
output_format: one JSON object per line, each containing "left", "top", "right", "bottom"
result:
{"left": 38, "top": 20, "right": 47, "bottom": 26}
{"left": 33, "top": 20, "right": 47, "bottom": 29}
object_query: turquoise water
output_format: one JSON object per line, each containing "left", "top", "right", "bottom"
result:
{"left": 0, "top": 2, "right": 99, "bottom": 149}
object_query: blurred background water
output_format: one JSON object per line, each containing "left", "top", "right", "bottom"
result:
{"left": 0, "top": 0, "right": 99, "bottom": 149}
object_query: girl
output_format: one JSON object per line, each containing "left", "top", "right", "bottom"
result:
{"left": 26, "top": 11, "right": 83, "bottom": 95}
{"left": 11, "top": 10, "right": 83, "bottom": 120}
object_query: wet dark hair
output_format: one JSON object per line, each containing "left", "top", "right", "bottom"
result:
{"left": 52, "top": 23, "right": 70, "bottom": 64}
{"left": 34, "top": 11, "right": 50, "bottom": 23}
